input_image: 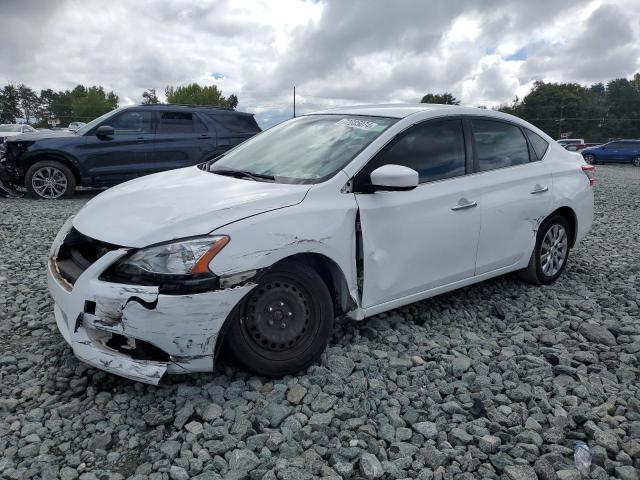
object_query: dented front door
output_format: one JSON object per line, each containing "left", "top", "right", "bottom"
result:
{"left": 355, "top": 176, "right": 482, "bottom": 309}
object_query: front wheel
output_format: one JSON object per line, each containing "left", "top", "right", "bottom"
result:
{"left": 519, "top": 215, "right": 571, "bottom": 285}
{"left": 26, "top": 160, "right": 76, "bottom": 199}
{"left": 225, "top": 262, "right": 334, "bottom": 376}
{"left": 583, "top": 154, "right": 595, "bottom": 165}
{"left": 633, "top": 156, "right": 640, "bottom": 167}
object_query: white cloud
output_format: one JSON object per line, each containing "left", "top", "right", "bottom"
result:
{"left": 1, "top": 0, "right": 639, "bottom": 128}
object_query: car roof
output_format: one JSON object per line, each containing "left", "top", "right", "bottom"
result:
{"left": 132, "top": 103, "right": 254, "bottom": 116}
{"left": 307, "top": 103, "right": 522, "bottom": 121}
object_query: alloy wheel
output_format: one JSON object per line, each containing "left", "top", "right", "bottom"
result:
{"left": 31, "top": 166, "right": 68, "bottom": 199}
{"left": 540, "top": 224, "right": 568, "bottom": 277}
{"left": 584, "top": 155, "right": 595, "bottom": 165}
{"left": 633, "top": 157, "right": 640, "bottom": 167}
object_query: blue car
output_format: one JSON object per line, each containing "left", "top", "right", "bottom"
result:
{"left": 581, "top": 140, "right": 640, "bottom": 166}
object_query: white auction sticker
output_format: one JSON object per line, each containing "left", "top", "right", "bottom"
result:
{"left": 336, "top": 118, "right": 378, "bottom": 130}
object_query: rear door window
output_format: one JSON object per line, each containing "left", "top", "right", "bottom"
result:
{"left": 157, "top": 112, "right": 207, "bottom": 134}
{"left": 472, "top": 119, "right": 530, "bottom": 171}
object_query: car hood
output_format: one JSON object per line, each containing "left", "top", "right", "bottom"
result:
{"left": 73, "top": 167, "right": 311, "bottom": 248}
{"left": 6, "top": 130, "right": 78, "bottom": 142}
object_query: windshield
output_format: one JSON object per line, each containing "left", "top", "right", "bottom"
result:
{"left": 75, "top": 108, "right": 124, "bottom": 135}
{"left": 209, "top": 115, "right": 397, "bottom": 184}
{"left": 0, "top": 124, "right": 22, "bottom": 132}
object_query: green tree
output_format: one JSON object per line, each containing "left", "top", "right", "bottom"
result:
{"left": 605, "top": 78, "right": 640, "bottom": 139}
{"left": 142, "top": 88, "right": 159, "bottom": 104}
{"left": 499, "top": 81, "right": 609, "bottom": 141}
{"left": 165, "top": 83, "right": 236, "bottom": 108}
{"left": 70, "top": 85, "right": 119, "bottom": 122}
{"left": 227, "top": 94, "right": 238, "bottom": 110}
{"left": 0, "top": 85, "right": 21, "bottom": 123}
{"left": 17, "top": 84, "right": 40, "bottom": 124}
{"left": 420, "top": 92, "right": 460, "bottom": 105}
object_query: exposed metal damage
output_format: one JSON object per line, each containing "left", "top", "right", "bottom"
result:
{"left": 47, "top": 219, "right": 258, "bottom": 385}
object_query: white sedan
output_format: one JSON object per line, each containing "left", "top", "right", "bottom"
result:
{"left": 0, "top": 123, "right": 37, "bottom": 142}
{"left": 47, "top": 104, "right": 594, "bottom": 384}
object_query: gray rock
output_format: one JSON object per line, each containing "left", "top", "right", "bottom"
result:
{"left": 412, "top": 421, "right": 438, "bottom": 440}
{"left": 262, "top": 403, "right": 291, "bottom": 427}
{"left": 310, "top": 393, "right": 337, "bottom": 413}
{"left": 451, "top": 356, "right": 471, "bottom": 376}
{"left": 556, "top": 470, "right": 580, "bottom": 480}
{"left": 169, "top": 466, "right": 190, "bottom": 480}
{"left": 579, "top": 323, "right": 616, "bottom": 346}
{"left": 615, "top": 466, "right": 638, "bottom": 480}
{"left": 228, "top": 449, "right": 260, "bottom": 472}
{"left": 59, "top": 467, "right": 79, "bottom": 480}
{"left": 327, "top": 355, "right": 355, "bottom": 377}
{"left": 360, "top": 453, "right": 384, "bottom": 479}
{"left": 479, "top": 435, "right": 501, "bottom": 454}
{"left": 503, "top": 465, "right": 538, "bottom": 480}
{"left": 160, "top": 440, "right": 181, "bottom": 460}
{"left": 286, "top": 384, "right": 307, "bottom": 405}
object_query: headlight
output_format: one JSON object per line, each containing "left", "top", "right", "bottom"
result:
{"left": 118, "top": 236, "right": 229, "bottom": 275}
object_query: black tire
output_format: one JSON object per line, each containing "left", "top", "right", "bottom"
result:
{"left": 26, "top": 160, "right": 76, "bottom": 199}
{"left": 633, "top": 156, "right": 640, "bottom": 167}
{"left": 225, "top": 262, "right": 334, "bottom": 376}
{"left": 583, "top": 154, "right": 595, "bottom": 165}
{"left": 519, "top": 215, "right": 571, "bottom": 285}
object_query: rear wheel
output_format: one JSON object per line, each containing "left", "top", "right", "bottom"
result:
{"left": 633, "top": 156, "right": 640, "bottom": 167}
{"left": 583, "top": 154, "right": 595, "bottom": 165}
{"left": 26, "top": 160, "right": 76, "bottom": 199}
{"left": 519, "top": 215, "right": 571, "bottom": 285}
{"left": 225, "top": 262, "right": 334, "bottom": 376}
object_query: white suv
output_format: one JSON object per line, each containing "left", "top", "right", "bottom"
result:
{"left": 47, "top": 104, "right": 594, "bottom": 384}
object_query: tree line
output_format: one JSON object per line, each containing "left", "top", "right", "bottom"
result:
{"left": 0, "top": 83, "right": 238, "bottom": 127}
{"left": 421, "top": 73, "right": 640, "bottom": 141}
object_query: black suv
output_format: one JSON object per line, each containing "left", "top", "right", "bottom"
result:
{"left": 0, "top": 104, "right": 261, "bottom": 199}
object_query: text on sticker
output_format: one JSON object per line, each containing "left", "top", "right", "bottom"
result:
{"left": 336, "top": 119, "right": 378, "bottom": 130}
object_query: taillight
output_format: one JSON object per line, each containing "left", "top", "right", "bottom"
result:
{"left": 581, "top": 164, "right": 595, "bottom": 187}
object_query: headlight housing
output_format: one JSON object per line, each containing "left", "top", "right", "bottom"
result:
{"left": 102, "top": 236, "right": 229, "bottom": 292}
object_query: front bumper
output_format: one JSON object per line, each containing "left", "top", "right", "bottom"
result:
{"left": 47, "top": 218, "right": 255, "bottom": 385}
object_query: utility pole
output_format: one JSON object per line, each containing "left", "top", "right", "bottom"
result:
{"left": 293, "top": 86, "right": 296, "bottom": 118}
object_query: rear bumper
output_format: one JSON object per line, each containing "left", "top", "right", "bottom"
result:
{"left": 48, "top": 217, "right": 255, "bottom": 385}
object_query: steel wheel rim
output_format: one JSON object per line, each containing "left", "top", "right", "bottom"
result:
{"left": 540, "top": 224, "right": 568, "bottom": 276}
{"left": 242, "top": 280, "right": 311, "bottom": 353}
{"left": 31, "top": 166, "right": 67, "bottom": 199}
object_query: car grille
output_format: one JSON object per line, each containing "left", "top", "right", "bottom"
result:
{"left": 55, "top": 228, "right": 121, "bottom": 286}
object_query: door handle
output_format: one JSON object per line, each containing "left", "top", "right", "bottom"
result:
{"left": 451, "top": 200, "right": 478, "bottom": 211}
{"left": 136, "top": 137, "right": 145, "bottom": 144}
{"left": 530, "top": 185, "right": 549, "bottom": 194}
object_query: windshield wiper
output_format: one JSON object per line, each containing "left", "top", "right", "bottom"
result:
{"left": 211, "top": 168, "right": 275, "bottom": 182}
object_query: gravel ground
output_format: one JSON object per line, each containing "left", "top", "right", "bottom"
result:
{"left": 1, "top": 165, "right": 639, "bottom": 480}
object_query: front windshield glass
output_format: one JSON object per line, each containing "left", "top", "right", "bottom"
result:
{"left": 209, "top": 115, "right": 397, "bottom": 184}
{"left": 75, "top": 108, "right": 124, "bottom": 135}
{"left": 0, "top": 124, "right": 22, "bottom": 132}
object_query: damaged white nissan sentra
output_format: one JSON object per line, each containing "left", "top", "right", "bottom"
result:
{"left": 47, "top": 104, "right": 594, "bottom": 384}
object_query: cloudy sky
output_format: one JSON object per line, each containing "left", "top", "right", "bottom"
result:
{"left": 1, "top": 0, "right": 639, "bottom": 128}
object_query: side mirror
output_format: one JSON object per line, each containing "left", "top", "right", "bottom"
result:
{"left": 369, "top": 164, "right": 419, "bottom": 192}
{"left": 96, "top": 125, "right": 114, "bottom": 138}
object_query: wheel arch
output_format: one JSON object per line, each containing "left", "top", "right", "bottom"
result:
{"left": 213, "top": 251, "right": 356, "bottom": 361}
{"left": 547, "top": 206, "right": 578, "bottom": 247}
{"left": 24, "top": 152, "right": 82, "bottom": 186}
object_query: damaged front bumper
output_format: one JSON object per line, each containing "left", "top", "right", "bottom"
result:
{"left": 47, "top": 218, "right": 255, "bottom": 385}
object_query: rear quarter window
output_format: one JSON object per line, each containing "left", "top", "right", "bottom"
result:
{"left": 524, "top": 128, "right": 550, "bottom": 160}
{"left": 208, "top": 114, "right": 260, "bottom": 135}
